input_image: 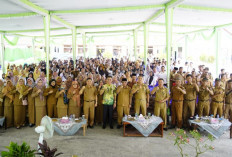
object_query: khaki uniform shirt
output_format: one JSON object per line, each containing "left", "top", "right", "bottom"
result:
{"left": 225, "top": 89, "right": 232, "bottom": 104}
{"left": 183, "top": 84, "right": 197, "bottom": 100}
{"left": 154, "top": 87, "right": 169, "bottom": 102}
{"left": 132, "top": 84, "right": 150, "bottom": 101}
{"left": 212, "top": 86, "right": 224, "bottom": 102}
{"left": 83, "top": 86, "right": 97, "bottom": 101}
{"left": 198, "top": 86, "right": 211, "bottom": 101}
{"left": 171, "top": 86, "right": 185, "bottom": 101}
{"left": 117, "top": 85, "right": 131, "bottom": 106}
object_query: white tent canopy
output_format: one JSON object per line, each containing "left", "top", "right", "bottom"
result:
{"left": 1, "top": 0, "right": 232, "bottom": 36}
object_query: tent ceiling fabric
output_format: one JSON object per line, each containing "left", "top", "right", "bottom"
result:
{"left": 56, "top": 9, "right": 159, "bottom": 26}
{"left": 30, "top": 0, "right": 168, "bottom": 11}
{"left": 0, "top": 0, "right": 232, "bottom": 36}
{"left": 155, "top": 8, "right": 232, "bottom": 26}
{"left": 0, "top": 0, "right": 30, "bottom": 14}
{"left": 183, "top": 0, "right": 232, "bottom": 9}
{"left": 0, "top": 16, "right": 62, "bottom": 31}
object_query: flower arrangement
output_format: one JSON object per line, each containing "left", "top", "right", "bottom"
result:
{"left": 169, "top": 129, "right": 214, "bottom": 157}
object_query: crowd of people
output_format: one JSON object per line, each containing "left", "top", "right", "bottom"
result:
{"left": 0, "top": 57, "right": 231, "bottom": 131}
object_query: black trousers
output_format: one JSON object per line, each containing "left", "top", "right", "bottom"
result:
{"left": 103, "top": 105, "right": 113, "bottom": 126}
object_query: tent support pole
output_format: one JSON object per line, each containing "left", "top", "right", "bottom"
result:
{"left": 133, "top": 30, "right": 138, "bottom": 61}
{"left": 72, "top": 27, "right": 77, "bottom": 67}
{"left": 165, "top": 7, "right": 173, "bottom": 90}
{"left": 185, "top": 35, "right": 188, "bottom": 60}
{"left": 82, "top": 33, "right": 86, "bottom": 59}
{"left": 0, "top": 34, "right": 5, "bottom": 73}
{"left": 44, "top": 15, "right": 50, "bottom": 84}
{"left": 143, "top": 23, "right": 148, "bottom": 68}
{"left": 32, "top": 37, "right": 36, "bottom": 62}
{"left": 215, "top": 29, "right": 220, "bottom": 77}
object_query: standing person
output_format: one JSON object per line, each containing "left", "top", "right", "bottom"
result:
{"left": 170, "top": 67, "right": 178, "bottom": 89}
{"left": 183, "top": 74, "right": 199, "bottom": 128}
{"left": 0, "top": 80, "right": 4, "bottom": 116}
{"left": 79, "top": 78, "right": 97, "bottom": 128}
{"left": 131, "top": 74, "right": 150, "bottom": 116}
{"left": 175, "top": 67, "right": 185, "bottom": 85}
{"left": 225, "top": 80, "right": 232, "bottom": 122}
{"left": 32, "top": 79, "right": 46, "bottom": 126}
{"left": 66, "top": 76, "right": 73, "bottom": 91}
{"left": 128, "top": 73, "right": 137, "bottom": 88}
{"left": 55, "top": 82, "right": 68, "bottom": 118}
{"left": 151, "top": 78, "right": 169, "bottom": 130}
{"left": 38, "top": 71, "right": 47, "bottom": 86}
{"left": 95, "top": 80, "right": 104, "bottom": 125}
{"left": 211, "top": 79, "right": 225, "bottom": 117}
{"left": 170, "top": 78, "right": 186, "bottom": 129}
{"left": 67, "top": 81, "right": 81, "bottom": 117}
{"left": 44, "top": 79, "right": 58, "bottom": 118}
{"left": 116, "top": 78, "right": 131, "bottom": 129}
{"left": 13, "top": 78, "right": 27, "bottom": 129}
{"left": 158, "top": 66, "right": 167, "bottom": 86}
{"left": 2, "top": 80, "right": 15, "bottom": 128}
{"left": 198, "top": 78, "right": 214, "bottom": 117}
{"left": 145, "top": 71, "right": 158, "bottom": 87}
{"left": 100, "top": 75, "right": 116, "bottom": 129}
{"left": 26, "top": 78, "right": 35, "bottom": 127}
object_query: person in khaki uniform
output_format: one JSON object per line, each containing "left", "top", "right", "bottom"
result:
{"left": 198, "top": 78, "right": 214, "bottom": 117}
{"left": 3, "top": 80, "right": 15, "bottom": 128}
{"left": 116, "top": 78, "right": 131, "bottom": 129}
{"left": 26, "top": 78, "right": 35, "bottom": 127}
{"left": 12, "top": 78, "right": 28, "bottom": 129}
{"left": 175, "top": 67, "right": 185, "bottom": 85}
{"left": 67, "top": 81, "right": 81, "bottom": 117}
{"left": 95, "top": 80, "right": 104, "bottom": 124}
{"left": 55, "top": 82, "right": 68, "bottom": 118}
{"left": 170, "top": 67, "right": 178, "bottom": 89}
{"left": 183, "top": 74, "right": 199, "bottom": 128}
{"left": 44, "top": 79, "right": 58, "bottom": 118}
{"left": 170, "top": 78, "right": 186, "bottom": 129}
{"left": 131, "top": 74, "right": 150, "bottom": 116}
{"left": 0, "top": 80, "right": 4, "bottom": 117}
{"left": 79, "top": 78, "right": 97, "bottom": 128}
{"left": 32, "top": 79, "right": 47, "bottom": 126}
{"left": 225, "top": 80, "right": 232, "bottom": 121}
{"left": 211, "top": 79, "right": 225, "bottom": 117}
{"left": 151, "top": 78, "right": 169, "bottom": 130}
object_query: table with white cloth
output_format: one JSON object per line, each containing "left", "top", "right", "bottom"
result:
{"left": 122, "top": 116, "right": 164, "bottom": 137}
{"left": 52, "top": 118, "right": 87, "bottom": 136}
{"left": 189, "top": 119, "right": 231, "bottom": 139}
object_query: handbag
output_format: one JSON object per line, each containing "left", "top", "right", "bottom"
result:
{"left": 22, "top": 99, "right": 28, "bottom": 106}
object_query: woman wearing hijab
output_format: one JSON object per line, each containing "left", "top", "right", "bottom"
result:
{"left": 37, "top": 71, "right": 47, "bottom": 86}
{"left": 55, "top": 82, "right": 68, "bottom": 118}
{"left": 0, "top": 80, "right": 4, "bottom": 116}
{"left": 33, "top": 66, "right": 40, "bottom": 81}
{"left": 56, "top": 76, "right": 62, "bottom": 87}
{"left": 67, "top": 81, "right": 81, "bottom": 117}
{"left": 66, "top": 76, "right": 73, "bottom": 91}
{"left": 95, "top": 79, "right": 104, "bottom": 124}
{"left": 26, "top": 78, "right": 35, "bottom": 127}
{"left": 13, "top": 78, "right": 28, "bottom": 129}
{"left": 32, "top": 79, "right": 46, "bottom": 126}
{"left": 145, "top": 71, "right": 158, "bottom": 87}
{"left": 2, "top": 80, "right": 15, "bottom": 128}
{"left": 26, "top": 72, "right": 35, "bottom": 82}
{"left": 44, "top": 79, "right": 58, "bottom": 118}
